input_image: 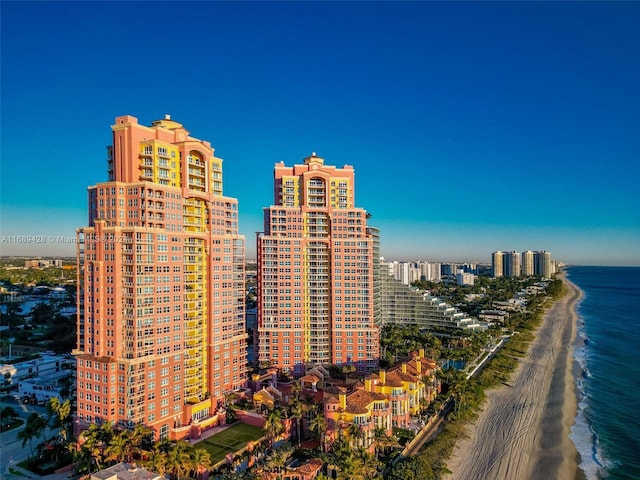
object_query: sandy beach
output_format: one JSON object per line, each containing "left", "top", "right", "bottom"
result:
{"left": 445, "top": 272, "right": 584, "bottom": 480}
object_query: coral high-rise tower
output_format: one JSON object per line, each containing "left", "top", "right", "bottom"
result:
{"left": 256, "top": 153, "right": 379, "bottom": 376}
{"left": 75, "top": 115, "right": 246, "bottom": 440}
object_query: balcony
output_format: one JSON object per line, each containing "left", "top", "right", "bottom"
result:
{"left": 188, "top": 157, "right": 205, "bottom": 167}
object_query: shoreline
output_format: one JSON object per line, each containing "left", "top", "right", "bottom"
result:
{"left": 531, "top": 274, "right": 584, "bottom": 480}
{"left": 444, "top": 271, "right": 584, "bottom": 480}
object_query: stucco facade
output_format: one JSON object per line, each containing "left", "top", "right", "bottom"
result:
{"left": 75, "top": 115, "right": 246, "bottom": 440}
{"left": 256, "top": 154, "right": 379, "bottom": 376}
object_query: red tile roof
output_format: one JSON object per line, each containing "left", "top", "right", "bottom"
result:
{"left": 345, "top": 389, "right": 388, "bottom": 414}
{"left": 300, "top": 373, "right": 321, "bottom": 383}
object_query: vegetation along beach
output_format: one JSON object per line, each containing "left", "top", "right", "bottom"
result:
{"left": 445, "top": 271, "right": 583, "bottom": 479}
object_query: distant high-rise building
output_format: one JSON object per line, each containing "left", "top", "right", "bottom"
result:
{"left": 75, "top": 115, "right": 246, "bottom": 440}
{"left": 504, "top": 251, "right": 521, "bottom": 277}
{"left": 522, "top": 250, "right": 535, "bottom": 276}
{"left": 492, "top": 251, "right": 504, "bottom": 278}
{"left": 441, "top": 263, "right": 456, "bottom": 276}
{"left": 385, "top": 260, "right": 444, "bottom": 284}
{"left": 456, "top": 269, "right": 475, "bottom": 286}
{"left": 534, "top": 250, "right": 552, "bottom": 278}
{"left": 428, "top": 262, "right": 442, "bottom": 282}
{"left": 396, "top": 261, "right": 412, "bottom": 285}
{"left": 256, "top": 153, "right": 379, "bottom": 375}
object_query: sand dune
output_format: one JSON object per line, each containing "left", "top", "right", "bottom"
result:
{"left": 445, "top": 273, "right": 583, "bottom": 480}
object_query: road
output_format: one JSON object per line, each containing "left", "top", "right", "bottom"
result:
{"left": 0, "top": 394, "right": 53, "bottom": 475}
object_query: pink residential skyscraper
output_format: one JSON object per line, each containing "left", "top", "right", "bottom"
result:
{"left": 75, "top": 115, "right": 246, "bottom": 440}
{"left": 256, "top": 153, "right": 380, "bottom": 376}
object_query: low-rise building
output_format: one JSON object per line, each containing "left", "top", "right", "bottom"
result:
{"left": 492, "top": 299, "right": 526, "bottom": 312}
{"left": 456, "top": 270, "right": 475, "bottom": 286}
{"left": 479, "top": 309, "right": 510, "bottom": 324}
{"left": 323, "top": 383, "right": 391, "bottom": 452}
{"left": 0, "top": 352, "right": 73, "bottom": 386}
{"left": 91, "top": 462, "right": 167, "bottom": 480}
{"left": 244, "top": 350, "right": 440, "bottom": 457}
{"left": 259, "top": 458, "right": 324, "bottom": 480}
{"left": 18, "top": 369, "right": 73, "bottom": 405}
{"left": 322, "top": 349, "right": 439, "bottom": 452}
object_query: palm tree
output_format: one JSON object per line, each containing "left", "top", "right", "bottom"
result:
{"left": 336, "top": 413, "right": 347, "bottom": 439}
{"left": 166, "top": 441, "right": 192, "bottom": 480}
{"left": 290, "top": 380, "right": 302, "bottom": 400}
{"left": 419, "top": 397, "right": 429, "bottom": 415}
{"left": 0, "top": 406, "right": 18, "bottom": 430}
{"left": 143, "top": 448, "right": 168, "bottom": 476}
{"left": 79, "top": 422, "right": 114, "bottom": 471}
{"left": 289, "top": 397, "right": 304, "bottom": 446}
{"left": 308, "top": 411, "right": 327, "bottom": 451}
{"left": 372, "top": 426, "right": 385, "bottom": 460}
{"left": 79, "top": 437, "right": 104, "bottom": 471}
{"left": 381, "top": 324, "right": 405, "bottom": 363}
{"left": 189, "top": 448, "right": 213, "bottom": 479}
{"left": 72, "top": 443, "right": 96, "bottom": 475}
{"left": 260, "top": 442, "right": 292, "bottom": 476}
{"left": 355, "top": 448, "right": 379, "bottom": 480}
{"left": 372, "top": 427, "right": 400, "bottom": 460}
{"left": 346, "top": 423, "right": 364, "bottom": 450}
{"left": 18, "top": 412, "right": 48, "bottom": 457}
{"left": 57, "top": 375, "right": 74, "bottom": 399}
{"left": 263, "top": 408, "right": 285, "bottom": 447}
{"left": 17, "top": 421, "right": 36, "bottom": 458}
{"left": 338, "top": 451, "right": 366, "bottom": 480}
{"left": 105, "top": 430, "right": 131, "bottom": 463}
{"left": 47, "top": 397, "right": 72, "bottom": 446}
{"left": 82, "top": 421, "right": 115, "bottom": 447}
{"left": 154, "top": 437, "right": 174, "bottom": 454}
{"left": 130, "top": 423, "right": 155, "bottom": 459}
{"left": 331, "top": 436, "right": 352, "bottom": 464}
{"left": 450, "top": 376, "right": 472, "bottom": 419}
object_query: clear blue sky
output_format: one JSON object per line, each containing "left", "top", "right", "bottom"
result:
{"left": 1, "top": 1, "right": 639, "bottom": 266}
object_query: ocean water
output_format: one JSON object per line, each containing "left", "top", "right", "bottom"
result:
{"left": 567, "top": 266, "right": 640, "bottom": 480}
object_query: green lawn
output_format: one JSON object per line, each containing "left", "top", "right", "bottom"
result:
{"left": 195, "top": 423, "right": 265, "bottom": 464}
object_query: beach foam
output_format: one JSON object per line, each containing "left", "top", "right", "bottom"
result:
{"left": 567, "top": 267, "right": 639, "bottom": 480}
{"left": 571, "top": 295, "right": 603, "bottom": 480}
{"left": 570, "top": 395, "right": 607, "bottom": 480}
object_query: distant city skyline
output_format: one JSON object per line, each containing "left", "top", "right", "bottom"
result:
{"left": 1, "top": 2, "right": 639, "bottom": 266}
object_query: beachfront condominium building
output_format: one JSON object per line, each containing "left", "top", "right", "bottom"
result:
{"left": 492, "top": 251, "right": 504, "bottom": 278}
{"left": 75, "top": 115, "right": 246, "bottom": 440}
{"left": 256, "top": 153, "right": 379, "bottom": 376}
{"left": 492, "top": 249, "right": 553, "bottom": 278}
{"left": 534, "top": 250, "right": 552, "bottom": 278}
{"left": 522, "top": 250, "right": 535, "bottom": 276}
{"left": 504, "top": 251, "right": 521, "bottom": 277}
{"left": 380, "top": 271, "right": 487, "bottom": 331}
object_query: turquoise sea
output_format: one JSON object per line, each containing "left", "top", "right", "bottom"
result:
{"left": 567, "top": 266, "right": 640, "bottom": 480}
